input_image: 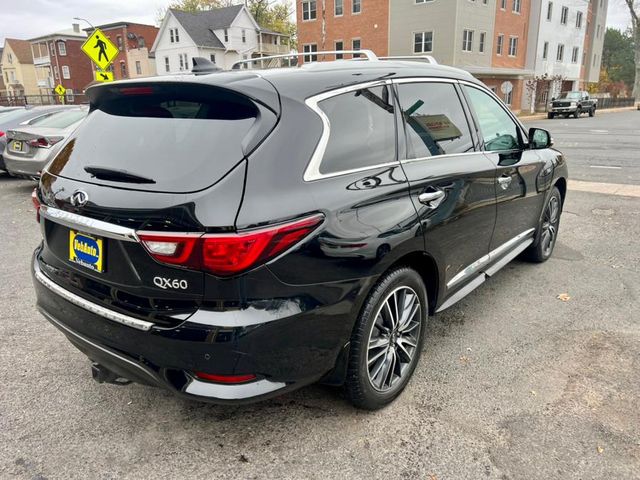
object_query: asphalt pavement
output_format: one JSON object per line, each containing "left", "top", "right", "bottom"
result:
{"left": 1, "top": 109, "right": 639, "bottom": 479}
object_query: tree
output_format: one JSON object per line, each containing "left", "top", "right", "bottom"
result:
{"left": 601, "top": 28, "right": 635, "bottom": 92}
{"left": 622, "top": 0, "right": 640, "bottom": 97}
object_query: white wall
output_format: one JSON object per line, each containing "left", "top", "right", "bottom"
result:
{"left": 154, "top": 12, "right": 200, "bottom": 75}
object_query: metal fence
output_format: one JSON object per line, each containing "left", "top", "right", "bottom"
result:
{"left": 595, "top": 97, "right": 636, "bottom": 109}
{"left": 0, "top": 94, "right": 87, "bottom": 107}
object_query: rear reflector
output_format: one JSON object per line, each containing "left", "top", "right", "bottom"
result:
{"left": 137, "top": 213, "right": 323, "bottom": 277}
{"left": 31, "top": 188, "right": 41, "bottom": 223}
{"left": 194, "top": 372, "right": 257, "bottom": 384}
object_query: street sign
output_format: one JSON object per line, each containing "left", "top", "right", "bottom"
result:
{"left": 500, "top": 81, "right": 514, "bottom": 95}
{"left": 95, "top": 70, "right": 114, "bottom": 82}
{"left": 54, "top": 84, "right": 66, "bottom": 96}
{"left": 81, "top": 28, "right": 119, "bottom": 71}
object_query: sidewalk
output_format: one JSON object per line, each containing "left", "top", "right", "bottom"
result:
{"left": 518, "top": 105, "right": 638, "bottom": 121}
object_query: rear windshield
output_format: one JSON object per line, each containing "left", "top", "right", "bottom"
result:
{"left": 33, "top": 109, "right": 87, "bottom": 128}
{"left": 47, "top": 87, "right": 261, "bottom": 193}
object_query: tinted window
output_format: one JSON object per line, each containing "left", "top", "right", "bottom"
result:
{"left": 34, "top": 109, "right": 87, "bottom": 128}
{"left": 397, "top": 82, "right": 474, "bottom": 158}
{"left": 318, "top": 85, "right": 395, "bottom": 175}
{"left": 47, "top": 88, "right": 264, "bottom": 193}
{"left": 464, "top": 86, "right": 520, "bottom": 152}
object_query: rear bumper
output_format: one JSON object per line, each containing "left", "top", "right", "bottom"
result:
{"left": 32, "top": 249, "right": 368, "bottom": 404}
{"left": 3, "top": 155, "right": 46, "bottom": 178}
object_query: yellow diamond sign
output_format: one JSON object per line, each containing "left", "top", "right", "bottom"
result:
{"left": 95, "top": 70, "right": 114, "bottom": 82}
{"left": 54, "top": 84, "right": 66, "bottom": 96}
{"left": 81, "top": 28, "right": 119, "bottom": 70}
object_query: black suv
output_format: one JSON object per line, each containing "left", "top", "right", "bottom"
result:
{"left": 32, "top": 52, "right": 567, "bottom": 409}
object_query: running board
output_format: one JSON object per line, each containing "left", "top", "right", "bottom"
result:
{"left": 436, "top": 237, "right": 534, "bottom": 313}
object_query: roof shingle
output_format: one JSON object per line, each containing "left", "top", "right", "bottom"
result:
{"left": 170, "top": 5, "right": 244, "bottom": 49}
{"left": 4, "top": 39, "right": 34, "bottom": 64}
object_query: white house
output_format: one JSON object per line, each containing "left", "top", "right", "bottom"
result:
{"left": 151, "top": 5, "right": 290, "bottom": 73}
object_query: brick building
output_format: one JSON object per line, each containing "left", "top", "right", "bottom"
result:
{"left": 297, "top": 0, "right": 389, "bottom": 62}
{"left": 29, "top": 24, "right": 93, "bottom": 100}
{"left": 84, "top": 22, "right": 159, "bottom": 80}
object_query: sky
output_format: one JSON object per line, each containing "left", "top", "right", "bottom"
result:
{"left": 0, "top": 0, "right": 635, "bottom": 45}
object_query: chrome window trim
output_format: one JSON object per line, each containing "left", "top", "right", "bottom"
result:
{"left": 400, "top": 151, "right": 481, "bottom": 165}
{"left": 35, "top": 266, "right": 155, "bottom": 331}
{"left": 40, "top": 205, "right": 139, "bottom": 243}
{"left": 447, "top": 228, "right": 535, "bottom": 289}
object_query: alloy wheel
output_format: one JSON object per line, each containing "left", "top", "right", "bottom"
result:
{"left": 366, "top": 286, "right": 422, "bottom": 392}
{"left": 540, "top": 195, "right": 560, "bottom": 257}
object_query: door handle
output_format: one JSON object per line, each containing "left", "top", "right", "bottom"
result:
{"left": 418, "top": 190, "right": 445, "bottom": 208}
{"left": 497, "top": 175, "right": 512, "bottom": 190}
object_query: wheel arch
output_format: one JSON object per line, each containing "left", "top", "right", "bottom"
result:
{"left": 554, "top": 177, "right": 567, "bottom": 207}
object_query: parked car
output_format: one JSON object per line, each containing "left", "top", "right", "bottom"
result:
{"left": 0, "top": 106, "right": 74, "bottom": 172}
{"left": 4, "top": 107, "right": 88, "bottom": 179}
{"left": 548, "top": 91, "right": 597, "bottom": 119}
{"left": 31, "top": 53, "right": 567, "bottom": 409}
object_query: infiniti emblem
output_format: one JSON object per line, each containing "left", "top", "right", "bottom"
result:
{"left": 70, "top": 190, "right": 89, "bottom": 207}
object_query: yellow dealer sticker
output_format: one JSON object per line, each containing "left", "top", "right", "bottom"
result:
{"left": 69, "top": 230, "right": 104, "bottom": 273}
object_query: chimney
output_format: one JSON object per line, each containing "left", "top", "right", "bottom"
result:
{"left": 72, "top": 23, "right": 80, "bottom": 33}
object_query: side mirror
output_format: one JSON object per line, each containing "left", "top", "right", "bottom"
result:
{"left": 529, "top": 128, "right": 553, "bottom": 149}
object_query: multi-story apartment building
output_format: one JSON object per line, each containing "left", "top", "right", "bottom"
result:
{"left": 297, "top": 0, "right": 389, "bottom": 60}
{"left": 582, "top": 0, "right": 608, "bottom": 84}
{"left": 297, "top": 0, "right": 607, "bottom": 112}
{"left": 29, "top": 24, "right": 93, "bottom": 99}
{"left": 84, "top": 22, "right": 159, "bottom": 80}
{"left": 152, "top": 5, "right": 291, "bottom": 73}
{"left": 1, "top": 39, "right": 38, "bottom": 98}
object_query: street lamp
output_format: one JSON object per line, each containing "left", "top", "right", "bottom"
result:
{"left": 73, "top": 17, "right": 95, "bottom": 31}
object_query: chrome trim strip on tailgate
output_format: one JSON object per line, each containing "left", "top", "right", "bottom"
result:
{"left": 35, "top": 267, "right": 154, "bottom": 331}
{"left": 40, "top": 205, "right": 139, "bottom": 243}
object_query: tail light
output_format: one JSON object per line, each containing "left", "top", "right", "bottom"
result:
{"left": 27, "top": 136, "right": 63, "bottom": 149}
{"left": 31, "top": 188, "right": 41, "bottom": 222}
{"left": 137, "top": 213, "right": 324, "bottom": 277}
{"left": 0, "top": 131, "right": 4, "bottom": 138}
{"left": 194, "top": 372, "right": 257, "bottom": 384}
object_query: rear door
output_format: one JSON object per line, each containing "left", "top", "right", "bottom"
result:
{"left": 461, "top": 84, "right": 548, "bottom": 251}
{"left": 393, "top": 79, "right": 497, "bottom": 296}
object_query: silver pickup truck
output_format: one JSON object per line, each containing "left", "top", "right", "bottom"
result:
{"left": 548, "top": 91, "right": 597, "bottom": 119}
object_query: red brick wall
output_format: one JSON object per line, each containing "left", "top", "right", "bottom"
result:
{"left": 50, "top": 38, "right": 95, "bottom": 93}
{"left": 99, "top": 24, "right": 159, "bottom": 80}
{"left": 297, "top": 0, "right": 389, "bottom": 61}
{"left": 492, "top": 0, "right": 530, "bottom": 69}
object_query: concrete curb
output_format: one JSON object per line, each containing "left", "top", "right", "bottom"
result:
{"left": 518, "top": 106, "right": 637, "bottom": 121}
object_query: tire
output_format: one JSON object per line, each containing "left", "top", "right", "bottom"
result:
{"left": 589, "top": 107, "right": 595, "bottom": 117}
{"left": 573, "top": 108, "right": 580, "bottom": 118}
{"left": 344, "top": 267, "right": 428, "bottom": 410}
{"left": 524, "top": 186, "right": 562, "bottom": 263}
{"left": 547, "top": 112, "right": 555, "bottom": 119}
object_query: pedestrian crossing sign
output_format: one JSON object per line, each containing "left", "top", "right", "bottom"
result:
{"left": 81, "top": 28, "right": 119, "bottom": 70}
{"left": 95, "top": 70, "right": 114, "bottom": 82}
{"left": 54, "top": 84, "right": 66, "bottom": 96}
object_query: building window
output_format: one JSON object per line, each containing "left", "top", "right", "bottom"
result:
{"left": 58, "top": 41, "right": 66, "bottom": 56}
{"left": 462, "top": 30, "right": 473, "bottom": 52}
{"left": 303, "top": 43, "right": 318, "bottom": 62}
{"left": 170, "top": 28, "right": 179, "bottom": 43}
{"left": 596, "top": 24, "right": 601, "bottom": 38}
{"left": 496, "top": 34, "right": 504, "bottom": 55}
{"left": 335, "top": 0, "right": 343, "bottom": 15}
{"left": 571, "top": 46, "right": 579, "bottom": 63}
{"left": 560, "top": 6, "right": 568, "bottom": 25}
{"left": 352, "top": 38, "right": 361, "bottom": 57}
{"left": 137, "top": 37, "right": 146, "bottom": 48}
{"left": 556, "top": 44, "right": 564, "bottom": 61}
{"left": 210, "top": 54, "right": 216, "bottom": 63}
{"left": 576, "top": 11, "right": 583, "bottom": 28}
{"left": 117, "top": 35, "right": 123, "bottom": 50}
{"left": 512, "top": 0, "right": 521, "bottom": 13}
{"left": 508, "top": 36, "right": 518, "bottom": 56}
{"left": 593, "top": 53, "right": 597, "bottom": 66}
{"left": 7, "top": 53, "right": 13, "bottom": 64}
{"left": 135, "top": 60, "right": 142, "bottom": 74}
{"left": 504, "top": 89, "right": 513, "bottom": 105}
{"left": 543, "top": 41, "right": 549, "bottom": 59}
{"left": 353, "top": 0, "right": 361, "bottom": 14}
{"left": 178, "top": 53, "right": 188, "bottom": 71}
{"left": 49, "top": 43, "right": 55, "bottom": 57}
{"left": 414, "top": 31, "right": 434, "bottom": 53}
{"left": 479, "top": 32, "right": 486, "bottom": 53}
{"left": 120, "top": 61, "right": 126, "bottom": 78}
{"left": 170, "top": 29, "right": 174, "bottom": 43}
{"left": 54, "top": 66, "right": 59, "bottom": 79}
{"left": 175, "top": 29, "right": 180, "bottom": 42}
{"left": 500, "top": 0, "right": 506, "bottom": 8}
{"left": 61, "top": 65, "right": 70, "bottom": 79}
{"left": 164, "top": 56, "right": 170, "bottom": 72}
{"left": 335, "top": 41, "right": 344, "bottom": 59}
{"left": 546, "top": 1, "right": 553, "bottom": 20}
{"left": 66, "top": 89, "right": 74, "bottom": 102}
{"left": 302, "top": 1, "right": 317, "bottom": 20}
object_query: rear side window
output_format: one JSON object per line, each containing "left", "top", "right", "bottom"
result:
{"left": 47, "top": 86, "right": 264, "bottom": 193}
{"left": 396, "top": 82, "right": 474, "bottom": 159}
{"left": 318, "top": 85, "right": 396, "bottom": 175}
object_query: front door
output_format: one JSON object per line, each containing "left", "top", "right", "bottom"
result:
{"left": 394, "top": 80, "right": 497, "bottom": 295}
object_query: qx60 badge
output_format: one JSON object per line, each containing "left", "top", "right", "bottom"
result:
{"left": 153, "top": 277, "right": 189, "bottom": 290}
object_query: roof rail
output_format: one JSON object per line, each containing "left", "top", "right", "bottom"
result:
{"left": 378, "top": 55, "right": 438, "bottom": 65}
{"left": 231, "top": 49, "right": 378, "bottom": 70}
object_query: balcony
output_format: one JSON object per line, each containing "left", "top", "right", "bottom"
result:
{"left": 258, "top": 43, "right": 290, "bottom": 55}
{"left": 33, "top": 55, "right": 51, "bottom": 66}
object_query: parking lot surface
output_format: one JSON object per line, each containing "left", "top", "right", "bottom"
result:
{"left": 1, "top": 110, "right": 639, "bottom": 479}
